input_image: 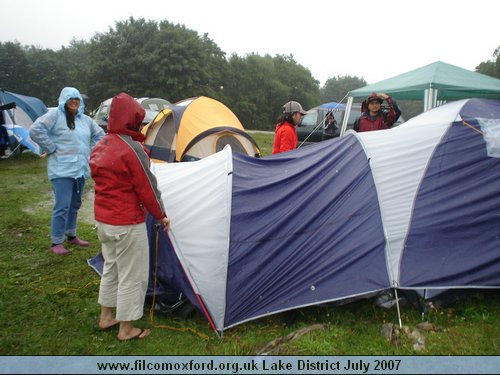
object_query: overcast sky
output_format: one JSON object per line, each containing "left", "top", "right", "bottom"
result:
{"left": 2, "top": 0, "right": 498, "bottom": 86}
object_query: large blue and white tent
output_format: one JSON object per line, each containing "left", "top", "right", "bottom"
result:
{"left": 148, "top": 98, "right": 500, "bottom": 333}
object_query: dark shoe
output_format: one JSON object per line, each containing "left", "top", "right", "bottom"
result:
{"left": 67, "top": 237, "right": 89, "bottom": 247}
{"left": 51, "top": 244, "right": 70, "bottom": 256}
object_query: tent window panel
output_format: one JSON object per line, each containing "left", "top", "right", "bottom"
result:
{"left": 153, "top": 116, "right": 175, "bottom": 150}
{"left": 149, "top": 145, "right": 172, "bottom": 161}
{"left": 1, "top": 108, "right": 32, "bottom": 130}
{"left": 216, "top": 135, "right": 246, "bottom": 154}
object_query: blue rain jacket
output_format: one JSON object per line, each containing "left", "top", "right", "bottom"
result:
{"left": 30, "top": 87, "right": 104, "bottom": 180}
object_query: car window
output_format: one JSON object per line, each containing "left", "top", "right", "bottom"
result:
{"left": 94, "top": 104, "right": 110, "bottom": 121}
{"left": 300, "top": 110, "right": 319, "bottom": 127}
{"left": 141, "top": 98, "right": 171, "bottom": 111}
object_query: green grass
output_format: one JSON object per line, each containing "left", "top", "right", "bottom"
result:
{"left": 0, "top": 143, "right": 499, "bottom": 356}
{"left": 248, "top": 131, "right": 274, "bottom": 156}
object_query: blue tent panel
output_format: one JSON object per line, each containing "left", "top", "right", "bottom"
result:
{"left": 87, "top": 252, "right": 105, "bottom": 276}
{"left": 225, "top": 135, "right": 390, "bottom": 327}
{"left": 319, "top": 102, "right": 346, "bottom": 110}
{"left": 0, "top": 89, "right": 47, "bottom": 121}
{"left": 401, "top": 119, "right": 500, "bottom": 287}
{"left": 145, "top": 215, "right": 200, "bottom": 310}
{"left": 459, "top": 98, "right": 500, "bottom": 121}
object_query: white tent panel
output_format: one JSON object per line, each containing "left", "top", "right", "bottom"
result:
{"left": 351, "top": 101, "right": 468, "bottom": 283}
{"left": 152, "top": 146, "right": 233, "bottom": 330}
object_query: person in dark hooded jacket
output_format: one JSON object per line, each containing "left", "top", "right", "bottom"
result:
{"left": 90, "top": 92, "right": 170, "bottom": 342}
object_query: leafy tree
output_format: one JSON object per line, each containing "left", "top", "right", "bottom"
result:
{"left": 320, "top": 75, "right": 366, "bottom": 103}
{"left": 85, "top": 17, "right": 227, "bottom": 109}
{"left": 24, "top": 46, "right": 68, "bottom": 105}
{"left": 273, "top": 54, "right": 320, "bottom": 110}
{"left": 0, "top": 42, "right": 30, "bottom": 94}
{"left": 223, "top": 53, "right": 319, "bottom": 130}
{"left": 58, "top": 39, "right": 93, "bottom": 105}
{"left": 0, "top": 19, "right": 353, "bottom": 130}
{"left": 0, "top": 41, "right": 89, "bottom": 107}
{"left": 223, "top": 54, "right": 285, "bottom": 129}
{"left": 154, "top": 20, "right": 227, "bottom": 101}
{"left": 85, "top": 18, "right": 163, "bottom": 107}
{"left": 475, "top": 46, "right": 500, "bottom": 79}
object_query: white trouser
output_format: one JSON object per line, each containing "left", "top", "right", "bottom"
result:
{"left": 96, "top": 221, "right": 149, "bottom": 322}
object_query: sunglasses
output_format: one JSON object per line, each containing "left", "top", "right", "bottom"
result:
{"left": 69, "top": 97, "right": 80, "bottom": 101}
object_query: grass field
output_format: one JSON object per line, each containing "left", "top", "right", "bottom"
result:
{"left": 248, "top": 131, "right": 274, "bottom": 156}
{"left": 0, "top": 134, "right": 499, "bottom": 356}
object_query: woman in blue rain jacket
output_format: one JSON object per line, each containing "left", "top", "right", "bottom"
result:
{"left": 30, "top": 87, "right": 104, "bottom": 255}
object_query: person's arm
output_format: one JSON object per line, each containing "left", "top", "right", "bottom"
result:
{"left": 125, "top": 141, "right": 169, "bottom": 227}
{"left": 333, "top": 119, "right": 339, "bottom": 136}
{"left": 89, "top": 118, "right": 105, "bottom": 149}
{"left": 377, "top": 93, "right": 397, "bottom": 128}
{"left": 392, "top": 99, "right": 402, "bottom": 123}
{"left": 29, "top": 111, "right": 58, "bottom": 154}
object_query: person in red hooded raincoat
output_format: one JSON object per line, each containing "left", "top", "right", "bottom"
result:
{"left": 90, "top": 92, "right": 170, "bottom": 342}
{"left": 272, "top": 100, "right": 307, "bottom": 154}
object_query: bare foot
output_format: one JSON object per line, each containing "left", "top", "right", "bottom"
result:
{"left": 117, "top": 328, "right": 151, "bottom": 341}
{"left": 99, "top": 319, "right": 119, "bottom": 331}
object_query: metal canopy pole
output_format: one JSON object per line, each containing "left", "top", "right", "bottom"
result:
{"left": 424, "top": 86, "right": 438, "bottom": 112}
{"left": 340, "top": 96, "right": 354, "bottom": 136}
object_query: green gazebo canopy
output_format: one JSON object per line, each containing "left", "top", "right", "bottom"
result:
{"left": 349, "top": 61, "right": 500, "bottom": 100}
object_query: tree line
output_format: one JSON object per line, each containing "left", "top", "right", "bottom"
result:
{"left": 1, "top": 17, "right": 498, "bottom": 130}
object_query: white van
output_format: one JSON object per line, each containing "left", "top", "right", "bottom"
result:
{"left": 93, "top": 97, "right": 171, "bottom": 132}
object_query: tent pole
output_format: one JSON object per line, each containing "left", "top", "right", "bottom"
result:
{"left": 340, "top": 96, "right": 353, "bottom": 136}
{"left": 394, "top": 288, "right": 403, "bottom": 328}
{"left": 422, "top": 289, "right": 427, "bottom": 321}
{"left": 298, "top": 114, "right": 328, "bottom": 148}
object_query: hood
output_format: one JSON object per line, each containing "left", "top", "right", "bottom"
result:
{"left": 107, "top": 92, "right": 146, "bottom": 142}
{"left": 58, "top": 87, "right": 84, "bottom": 115}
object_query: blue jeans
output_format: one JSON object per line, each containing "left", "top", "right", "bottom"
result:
{"left": 50, "top": 177, "right": 85, "bottom": 244}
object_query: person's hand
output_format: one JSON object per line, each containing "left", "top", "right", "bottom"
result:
{"left": 159, "top": 216, "right": 170, "bottom": 232}
{"left": 378, "top": 93, "right": 389, "bottom": 100}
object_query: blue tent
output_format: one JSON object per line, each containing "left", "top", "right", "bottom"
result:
{"left": 319, "top": 101, "right": 346, "bottom": 110}
{"left": 0, "top": 89, "right": 47, "bottom": 122}
{"left": 147, "top": 98, "right": 500, "bottom": 333}
{"left": 0, "top": 89, "right": 47, "bottom": 156}
{"left": 90, "top": 98, "right": 500, "bottom": 333}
